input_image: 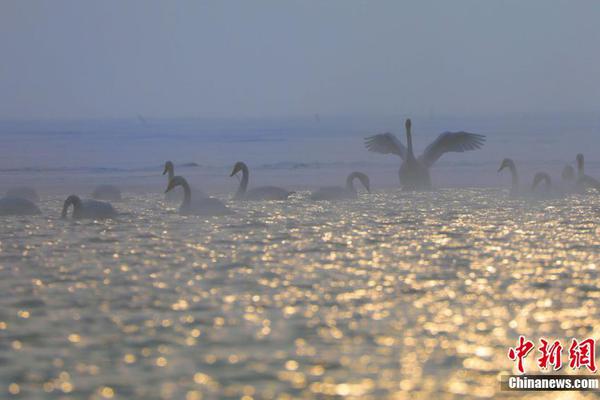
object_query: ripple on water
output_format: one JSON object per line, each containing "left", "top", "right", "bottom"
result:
{"left": 0, "top": 189, "right": 599, "bottom": 398}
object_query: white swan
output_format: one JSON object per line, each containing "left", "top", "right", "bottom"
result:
{"left": 5, "top": 187, "right": 39, "bottom": 203}
{"left": 498, "top": 158, "right": 521, "bottom": 196}
{"left": 311, "top": 172, "right": 370, "bottom": 200}
{"left": 365, "top": 118, "right": 485, "bottom": 190}
{"left": 162, "top": 161, "right": 205, "bottom": 202}
{"left": 230, "top": 161, "right": 293, "bottom": 201}
{"left": 166, "top": 176, "right": 232, "bottom": 216}
{"left": 531, "top": 172, "right": 563, "bottom": 199}
{"left": 61, "top": 195, "right": 117, "bottom": 219}
{"left": 0, "top": 196, "right": 41, "bottom": 216}
{"left": 92, "top": 185, "right": 122, "bottom": 201}
{"left": 576, "top": 154, "right": 600, "bottom": 192}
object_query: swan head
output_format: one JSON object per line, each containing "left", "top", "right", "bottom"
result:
{"left": 561, "top": 165, "right": 575, "bottom": 181}
{"left": 61, "top": 195, "right": 82, "bottom": 219}
{"left": 230, "top": 161, "right": 245, "bottom": 177}
{"left": 405, "top": 118, "right": 411, "bottom": 132}
{"left": 163, "top": 161, "right": 174, "bottom": 175}
{"left": 165, "top": 176, "right": 186, "bottom": 193}
{"left": 532, "top": 172, "right": 551, "bottom": 191}
{"left": 498, "top": 158, "right": 515, "bottom": 173}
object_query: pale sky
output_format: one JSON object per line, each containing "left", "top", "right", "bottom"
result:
{"left": 1, "top": 0, "right": 599, "bottom": 119}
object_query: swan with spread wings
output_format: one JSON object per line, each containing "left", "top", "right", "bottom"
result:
{"left": 365, "top": 118, "right": 485, "bottom": 190}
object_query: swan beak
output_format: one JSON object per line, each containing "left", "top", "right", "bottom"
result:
{"left": 229, "top": 167, "right": 239, "bottom": 177}
{"left": 162, "top": 167, "right": 167, "bottom": 175}
{"left": 497, "top": 166, "right": 504, "bottom": 173}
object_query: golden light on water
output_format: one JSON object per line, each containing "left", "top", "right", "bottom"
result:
{"left": 0, "top": 189, "right": 599, "bottom": 398}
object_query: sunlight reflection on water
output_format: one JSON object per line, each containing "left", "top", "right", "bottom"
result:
{"left": 0, "top": 189, "right": 599, "bottom": 399}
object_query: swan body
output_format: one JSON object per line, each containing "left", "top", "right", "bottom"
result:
{"left": 576, "top": 154, "right": 600, "bottom": 193}
{"left": 92, "top": 185, "right": 122, "bottom": 201}
{"left": 230, "top": 162, "right": 293, "bottom": 201}
{"left": 166, "top": 176, "right": 232, "bottom": 216}
{"left": 5, "top": 187, "right": 39, "bottom": 203}
{"left": 365, "top": 118, "right": 485, "bottom": 190}
{"left": 0, "top": 197, "right": 41, "bottom": 216}
{"left": 498, "top": 158, "right": 521, "bottom": 197}
{"left": 311, "top": 172, "right": 370, "bottom": 200}
{"left": 61, "top": 195, "right": 117, "bottom": 219}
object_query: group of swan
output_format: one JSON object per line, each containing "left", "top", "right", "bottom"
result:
{"left": 365, "top": 118, "right": 486, "bottom": 190}
{"left": 161, "top": 160, "right": 370, "bottom": 216}
{"left": 499, "top": 153, "right": 600, "bottom": 198}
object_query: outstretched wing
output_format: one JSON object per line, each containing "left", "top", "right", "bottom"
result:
{"left": 419, "top": 131, "right": 485, "bottom": 167}
{"left": 364, "top": 133, "right": 407, "bottom": 160}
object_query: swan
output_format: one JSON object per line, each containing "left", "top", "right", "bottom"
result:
{"left": 166, "top": 176, "right": 232, "bottom": 216}
{"left": 0, "top": 196, "right": 41, "bottom": 216}
{"left": 575, "top": 154, "right": 600, "bottom": 192}
{"left": 311, "top": 172, "right": 370, "bottom": 200}
{"left": 5, "top": 186, "right": 39, "bottom": 203}
{"left": 365, "top": 118, "right": 485, "bottom": 190}
{"left": 92, "top": 185, "right": 122, "bottom": 201}
{"left": 162, "top": 161, "right": 205, "bottom": 202}
{"left": 230, "top": 161, "right": 293, "bottom": 200}
{"left": 498, "top": 158, "right": 520, "bottom": 196}
{"left": 61, "top": 195, "right": 117, "bottom": 219}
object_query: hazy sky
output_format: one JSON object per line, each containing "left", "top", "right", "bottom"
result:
{"left": 1, "top": 0, "right": 599, "bottom": 119}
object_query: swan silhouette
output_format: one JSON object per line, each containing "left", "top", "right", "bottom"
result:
{"left": 92, "top": 185, "right": 122, "bottom": 201}
{"left": 61, "top": 195, "right": 117, "bottom": 219}
{"left": 498, "top": 158, "right": 520, "bottom": 196}
{"left": 230, "top": 162, "right": 293, "bottom": 200}
{"left": 5, "top": 187, "right": 39, "bottom": 203}
{"left": 311, "top": 172, "right": 370, "bottom": 200}
{"left": 166, "top": 176, "right": 232, "bottom": 216}
{"left": 163, "top": 161, "right": 204, "bottom": 202}
{"left": 576, "top": 154, "right": 600, "bottom": 192}
{"left": 0, "top": 196, "right": 41, "bottom": 216}
{"left": 365, "top": 118, "right": 485, "bottom": 190}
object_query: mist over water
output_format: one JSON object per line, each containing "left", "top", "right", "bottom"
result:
{"left": 1, "top": 114, "right": 599, "bottom": 196}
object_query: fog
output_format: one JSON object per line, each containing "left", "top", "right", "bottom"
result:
{"left": 1, "top": 0, "right": 599, "bottom": 119}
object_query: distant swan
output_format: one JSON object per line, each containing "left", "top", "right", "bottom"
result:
{"left": 61, "top": 195, "right": 117, "bottom": 219}
{"left": 230, "top": 161, "right": 293, "bottom": 200}
{"left": 92, "top": 185, "right": 122, "bottom": 201}
{"left": 5, "top": 187, "right": 39, "bottom": 203}
{"left": 0, "top": 196, "right": 41, "bottom": 216}
{"left": 576, "top": 154, "right": 600, "bottom": 192}
{"left": 311, "top": 172, "right": 370, "bottom": 200}
{"left": 166, "top": 176, "right": 232, "bottom": 216}
{"left": 498, "top": 158, "right": 520, "bottom": 196}
{"left": 365, "top": 118, "right": 485, "bottom": 190}
{"left": 163, "top": 161, "right": 204, "bottom": 202}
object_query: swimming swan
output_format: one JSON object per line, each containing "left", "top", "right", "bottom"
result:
{"left": 61, "top": 195, "right": 117, "bottom": 219}
{"left": 576, "top": 154, "right": 600, "bottom": 192}
{"left": 166, "top": 176, "right": 232, "bottom": 216}
{"left": 163, "top": 161, "right": 205, "bottom": 202}
{"left": 498, "top": 158, "right": 520, "bottom": 196}
{"left": 311, "top": 172, "right": 370, "bottom": 200}
{"left": 0, "top": 196, "right": 41, "bottom": 216}
{"left": 230, "top": 161, "right": 293, "bottom": 200}
{"left": 531, "top": 172, "right": 561, "bottom": 199}
{"left": 92, "top": 185, "right": 122, "bottom": 201}
{"left": 5, "top": 187, "right": 39, "bottom": 203}
{"left": 365, "top": 118, "right": 485, "bottom": 190}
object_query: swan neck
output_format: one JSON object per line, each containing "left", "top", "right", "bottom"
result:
{"left": 181, "top": 180, "right": 191, "bottom": 208}
{"left": 235, "top": 165, "right": 249, "bottom": 199}
{"left": 509, "top": 164, "right": 518, "bottom": 188}
{"left": 577, "top": 157, "right": 584, "bottom": 178}
{"left": 346, "top": 175, "right": 356, "bottom": 192}
{"left": 168, "top": 168, "right": 174, "bottom": 180}
{"left": 406, "top": 128, "right": 414, "bottom": 159}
